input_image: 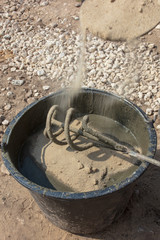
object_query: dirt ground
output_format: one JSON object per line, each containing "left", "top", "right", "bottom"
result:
{"left": 1, "top": 1, "right": 160, "bottom": 239}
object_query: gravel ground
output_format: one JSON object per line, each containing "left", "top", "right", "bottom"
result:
{"left": 1, "top": 1, "right": 160, "bottom": 129}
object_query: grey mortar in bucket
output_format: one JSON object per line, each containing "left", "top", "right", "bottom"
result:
{"left": 1, "top": 88, "right": 157, "bottom": 234}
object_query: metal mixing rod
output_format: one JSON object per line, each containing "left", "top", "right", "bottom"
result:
{"left": 44, "top": 105, "right": 160, "bottom": 168}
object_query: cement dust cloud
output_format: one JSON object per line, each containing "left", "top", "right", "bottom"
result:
{"left": 67, "top": 28, "right": 87, "bottom": 107}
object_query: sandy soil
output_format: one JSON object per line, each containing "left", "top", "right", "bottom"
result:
{"left": 1, "top": 1, "right": 160, "bottom": 239}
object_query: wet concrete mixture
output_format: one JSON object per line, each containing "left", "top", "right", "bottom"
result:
{"left": 20, "top": 114, "right": 140, "bottom": 192}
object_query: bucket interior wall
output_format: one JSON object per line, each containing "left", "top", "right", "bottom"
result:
{"left": 7, "top": 90, "right": 150, "bottom": 170}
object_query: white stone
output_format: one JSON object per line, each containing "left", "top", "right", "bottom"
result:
{"left": 72, "top": 16, "right": 79, "bottom": 21}
{"left": 157, "top": 98, "right": 160, "bottom": 104}
{"left": 155, "top": 24, "right": 160, "bottom": 29}
{"left": 40, "top": 1, "right": 49, "bottom": 6}
{"left": 88, "top": 69, "right": 96, "bottom": 76}
{"left": 34, "top": 92, "right": 39, "bottom": 97}
{"left": 101, "top": 78, "right": 107, "bottom": 83}
{"left": 46, "top": 40, "right": 55, "bottom": 48}
{"left": 2, "top": 65, "right": 8, "bottom": 71}
{"left": 37, "top": 69, "right": 45, "bottom": 76}
{"left": 3, "top": 12, "right": 9, "bottom": 18}
{"left": 46, "top": 56, "right": 54, "bottom": 64}
{"left": 16, "top": 217, "right": 24, "bottom": 225}
{"left": 4, "top": 34, "right": 11, "bottom": 40}
{"left": 7, "top": 91, "right": 14, "bottom": 98}
{"left": 2, "top": 119, "right": 9, "bottom": 126}
{"left": 138, "top": 92, "right": 143, "bottom": 99}
{"left": 4, "top": 104, "right": 11, "bottom": 111}
{"left": 146, "top": 108, "right": 153, "bottom": 115}
{"left": 10, "top": 6, "right": 16, "bottom": 12}
{"left": 88, "top": 81, "right": 95, "bottom": 88}
{"left": 11, "top": 79, "right": 24, "bottom": 86}
{"left": 1, "top": 88, "right": 5, "bottom": 92}
{"left": 43, "top": 85, "right": 50, "bottom": 90}
{"left": 59, "top": 53, "right": 65, "bottom": 58}
{"left": 10, "top": 67, "right": 16, "bottom": 72}
{"left": 157, "top": 125, "right": 160, "bottom": 130}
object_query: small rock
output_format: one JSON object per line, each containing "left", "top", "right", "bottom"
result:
{"left": 46, "top": 56, "right": 54, "bottom": 63}
{"left": 0, "top": 29, "right": 4, "bottom": 36}
{"left": 89, "top": 69, "right": 96, "bottom": 76}
{"left": 19, "top": 63, "right": 24, "bottom": 70}
{"left": 52, "top": 23, "right": 58, "bottom": 28}
{"left": 156, "top": 24, "right": 160, "bottom": 29}
{"left": 138, "top": 92, "right": 143, "bottom": 99}
{"left": 146, "top": 108, "right": 153, "bottom": 116}
{"left": 43, "top": 85, "right": 50, "bottom": 91}
{"left": 148, "top": 43, "right": 155, "bottom": 49}
{"left": 46, "top": 40, "right": 55, "bottom": 48}
{"left": 11, "top": 79, "right": 24, "bottom": 86}
{"left": 34, "top": 92, "right": 39, "bottom": 97}
{"left": 101, "top": 78, "right": 107, "bottom": 83}
{"left": 157, "top": 98, "right": 160, "bottom": 104}
{"left": 10, "top": 6, "right": 16, "bottom": 12}
{"left": 88, "top": 81, "right": 95, "bottom": 88}
{"left": 37, "top": 69, "right": 45, "bottom": 76}
{"left": 9, "top": 62, "right": 15, "bottom": 67}
{"left": 10, "top": 67, "right": 16, "bottom": 72}
{"left": 4, "top": 34, "right": 11, "bottom": 40}
{"left": 157, "top": 125, "right": 160, "bottom": 130}
{"left": 3, "top": 12, "right": 9, "bottom": 18}
{"left": 59, "top": 53, "right": 65, "bottom": 58}
{"left": 75, "top": 3, "right": 81, "bottom": 7}
{"left": 2, "top": 65, "right": 8, "bottom": 71}
{"left": 40, "top": 1, "right": 49, "bottom": 6}
{"left": 72, "top": 16, "right": 79, "bottom": 20}
{"left": 16, "top": 217, "right": 24, "bottom": 225}
{"left": 1, "top": 163, "right": 10, "bottom": 175}
{"left": 4, "top": 104, "right": 11, "bottom": 111}
{"left": 133, "top": 75, "right": 140, "bottom": 83}
{"left": 7, "top": 77, "right": 12, "bottom": 81}
{"left": 2, "top": 119, "right": 9, "bottom": 126}
{"left": 7, "top": 91, "right": 14, "bottom": 98}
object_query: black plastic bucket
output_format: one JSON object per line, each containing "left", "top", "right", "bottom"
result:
{"left": 1, "top": 88, "right": 157, "bottom": 234}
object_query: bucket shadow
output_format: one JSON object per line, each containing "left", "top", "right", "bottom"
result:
{"left": 87, "top": 147, "right": 140, "bottom": 166}
{"left": 66, "top": 135, "right": 140, "bottom": 166}
{"left": 80, "top": 148, "right": 160, "bottom": 240}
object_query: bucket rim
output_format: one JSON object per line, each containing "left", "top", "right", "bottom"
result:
{"left": 1, "top": 88, "right": 157, "bottom": 199}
